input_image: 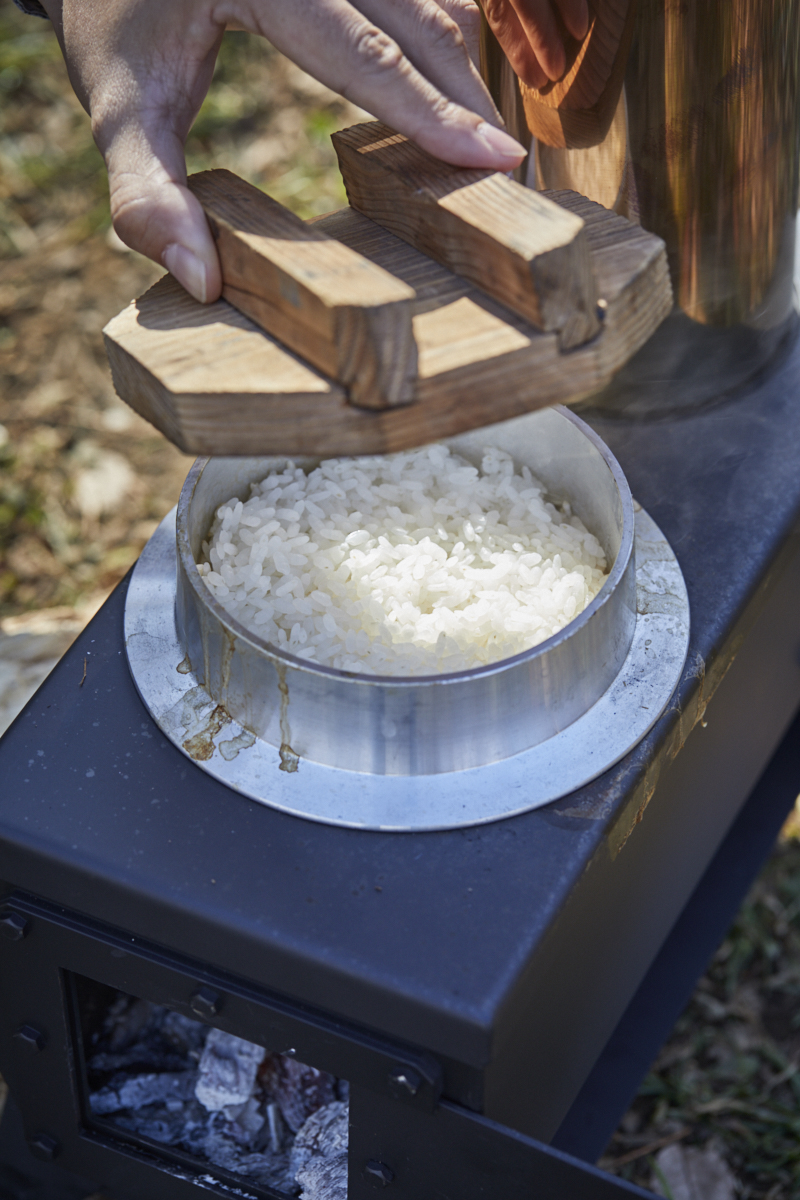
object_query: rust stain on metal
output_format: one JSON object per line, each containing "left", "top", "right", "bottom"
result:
{"left": 177, "top": 654, "right": 192, "bottom": 675}
{"left": 279, "top": 744, "right": 300, "bottom": 772}
{"left": 609, "top": 635, "right": 745, "bottom": 858}
{"left": 220, "top": 627, "right": 236, "bottom": 693}
{"left": 218, "top": 729, "right": 256, "bottom": 761}
{"left": 557, "top": 795, "right": 613, "bottom": 821}
{"left": 276, "top": 661, "right": 299, "bottom": 773}
{"left": 182, "top": 705, "right": 230, "bottom": 761}
{"left": 610, "top": 767, "right": 660, "bottom": 858}
{"left": 659, "top": 637, "right": 741, "bottom": 767}
{"left": 200, "top": 607, "right": 212, "bottom": 688}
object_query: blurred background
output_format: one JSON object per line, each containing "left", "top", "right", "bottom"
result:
{"left": 0, "top": 2, "right": 799, "bottom": 1196}
{"left": 0, "top": 0, "right": 368, "bottom": 732}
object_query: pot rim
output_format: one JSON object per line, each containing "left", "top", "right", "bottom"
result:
{"left": 176, "top": 406, "right": 634, "bottom": 689}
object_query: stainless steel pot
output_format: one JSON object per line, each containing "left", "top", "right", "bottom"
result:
{"left": 175, "top": 407, "right": 636, "bottom": 776}
{"left": 480, "top": 0, "right": 800, "bottom": 414}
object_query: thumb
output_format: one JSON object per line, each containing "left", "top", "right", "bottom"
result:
{"left": 102, "top": 121, "right": 222, "bottom": 304}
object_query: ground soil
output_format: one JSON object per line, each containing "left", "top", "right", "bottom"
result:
{"left": 0, "top": 3, "right": 365, "bottom": 617}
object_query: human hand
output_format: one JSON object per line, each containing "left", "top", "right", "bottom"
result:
{"left": 39, "top": 0, "right": 526, "bottom": 305}
{"left": 482, "top": 0, "right": 590, "bottom": 89}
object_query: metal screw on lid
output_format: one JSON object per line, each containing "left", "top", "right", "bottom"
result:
{"left": 364, "top": 1160, "right": 394, "bottom": 1187}
{"left": 190, "top": 985, "right": 221, "bottom": 1017}
{"left": 29, "top": 1133, "right": 59, "bottom": 1161}
{"left": 15, "top": 1024, "right": 46, "bottom": 1051}
{"left": 387, "top": 1066, "right": 422, "bottom": 1098}
{"left": 0, "top": 911, "right": 29, "bottom": 941}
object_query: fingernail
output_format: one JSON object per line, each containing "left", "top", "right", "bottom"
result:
{"left": 549, "top": 45, "right": 566, "bottom": 79}
{"left": 576, "top": 0, "right": 590, "bottom": 39}
{"left": 163, "top": 243, "right": 209, "bottom": 304}
{"left": 476, "top": 123, "right": 526, "bottom": 163}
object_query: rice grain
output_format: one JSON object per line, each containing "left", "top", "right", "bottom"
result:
{"left": 198, "top": 446, "right": 608, "bottom": 676}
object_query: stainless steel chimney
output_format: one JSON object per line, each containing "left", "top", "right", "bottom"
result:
{"left": 479, "top": 0, "right": 800, "bottom": 415}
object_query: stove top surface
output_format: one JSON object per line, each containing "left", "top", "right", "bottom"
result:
{"left": 2, "top": 330, "right": 800, "bottom": 1105}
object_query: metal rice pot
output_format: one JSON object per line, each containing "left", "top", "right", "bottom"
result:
{"left": 175, "top": 407, "right": 636, "bottom": 776}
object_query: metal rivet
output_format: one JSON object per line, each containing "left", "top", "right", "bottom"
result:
{"left": 388, "top": 1066, "right": 422, "bottom": 1098}
{"left": 15, "top": 1024, "right": 46, "bottom": 1051}
{"left": 190, "top": 985, "right": 221, "bottom": 1017}
{"left": 365, "top": 1160, "right": 394, "bottom": 1187}
{"left": 0, "top": 911, "right": 29, "bottom": 941}
{"left": 29, "top": 1132, "right": 59, "bottom": 1161}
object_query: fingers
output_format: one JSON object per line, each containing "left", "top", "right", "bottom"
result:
{"left": 482, "top": 0, "right": 548, "bottom": 87}
{"left": 353, "top": 0, "right": 497, "bottom": 122}
{"left": 484, "top": 0, "right": 590, "bottom": 88}
{"left": 49, "top": 0, "right": 526, "bottom": 303}
{"left": 62, "top": 0, "right": 225, "bottom": 304}
{"left": 555, "top": 0, "right": 589, "bottom": 42}
{"left": 506, "top": 0, "right": 565, "bottom": 80}
{"left": 86, "top": 19, "right": 224, "bottom": 303}
{"left": 433, "top": 0, "right": 482, "bottom": 68}
{"left": 105, "top": 132, "right": 222, "bottom": 303}
{"left": 242, "top": 0, "right": 525, "bottom": 169}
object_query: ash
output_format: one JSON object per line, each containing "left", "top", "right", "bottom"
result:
{"left": 86, "top": 991, "right": 349, "bottom": 1199}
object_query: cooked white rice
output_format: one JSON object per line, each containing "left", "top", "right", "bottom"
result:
{"left": 197, "top": 445, "right": 608, "bottom": 676}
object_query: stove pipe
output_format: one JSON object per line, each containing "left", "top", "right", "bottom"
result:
{"left": 479, "top": 0, "right": 800, "bottom": 415}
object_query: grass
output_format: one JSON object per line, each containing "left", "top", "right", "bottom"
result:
{"left": 602, "top": 821, "right": 800, "bottom": 1197}
{"left": 0, "top": 3, "right": 366, "bottom": 616}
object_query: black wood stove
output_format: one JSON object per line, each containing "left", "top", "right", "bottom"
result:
{"left": 2, "top": 335, "right": 800, "bottom": 1200}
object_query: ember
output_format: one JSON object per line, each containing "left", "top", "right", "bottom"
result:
{"left": 83, "top": 988, "right": 349, "bottom": 1199}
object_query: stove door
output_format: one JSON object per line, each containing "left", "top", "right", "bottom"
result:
{"left": 0, "top": 893, "right": 656, "bottom": 1200}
